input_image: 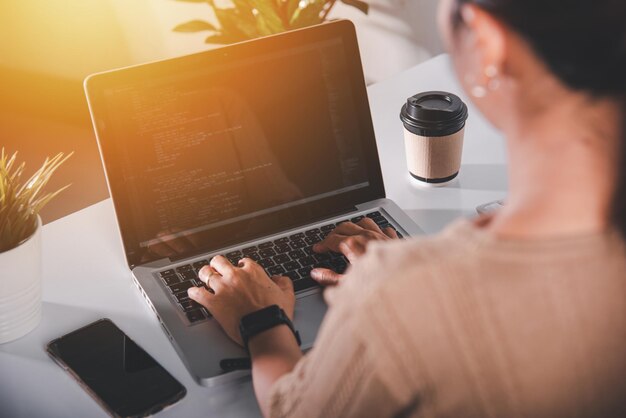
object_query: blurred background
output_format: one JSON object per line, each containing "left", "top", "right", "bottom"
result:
{"left": 0, "top": 0, "right": 443, "bottom": 224}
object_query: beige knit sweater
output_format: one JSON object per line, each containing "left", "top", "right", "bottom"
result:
{"left": 269, "top": 219, "right": 626, "bottom": 418}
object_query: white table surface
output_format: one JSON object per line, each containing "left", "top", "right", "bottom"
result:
{"left": 0, "top": 54, "right": 507, "bottom": 418}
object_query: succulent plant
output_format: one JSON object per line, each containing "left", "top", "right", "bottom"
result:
{"left": 0, "top": 149, "right": 71, "bottom": 252}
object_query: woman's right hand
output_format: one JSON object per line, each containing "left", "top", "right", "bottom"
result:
{"left": 311, "top": 218, "right": 398, "bottom": 286}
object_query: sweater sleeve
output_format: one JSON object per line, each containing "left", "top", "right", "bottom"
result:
{"left": 267, "top": 244, "right": 425, "bottom": 418}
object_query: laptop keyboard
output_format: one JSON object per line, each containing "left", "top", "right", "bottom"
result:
{"left": 157, "top": 211, "right": 402, "bottom": 323}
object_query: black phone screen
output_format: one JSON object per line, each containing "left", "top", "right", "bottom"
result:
{"left": 47, "top": 319, "right": 185, "bottom": 417}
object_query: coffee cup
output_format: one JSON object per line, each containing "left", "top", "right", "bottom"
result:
{"left": 400, "top": 91, "right": 469, "bottom": 186}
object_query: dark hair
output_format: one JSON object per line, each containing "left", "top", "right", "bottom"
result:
{"left": 453, "top": 0, "right": 626, "bottom": 237}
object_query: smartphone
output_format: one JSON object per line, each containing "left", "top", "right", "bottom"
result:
{"left": 47, "top": 319, "right": 186, "bottom": 418}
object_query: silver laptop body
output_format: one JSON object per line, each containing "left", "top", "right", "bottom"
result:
{"left": 85, "top": 20, "right": 423, "bottom": 386}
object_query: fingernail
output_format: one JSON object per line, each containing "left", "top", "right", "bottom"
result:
{"left": 188, "top": 287, "right": 198, "bottom": 297}
{"left": 310, "top": 269, "right": 320, "bottom": 278}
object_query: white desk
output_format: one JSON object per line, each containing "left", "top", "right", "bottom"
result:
{"left": 0, "top": 54, "right": 506, "bottom": 417}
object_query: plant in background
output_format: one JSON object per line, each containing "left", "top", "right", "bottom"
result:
{"left": 0, "top": 149, "right": 72, "bottom": 252}
{"left": 173, "top": 0, "right": 369, "bottom": 44}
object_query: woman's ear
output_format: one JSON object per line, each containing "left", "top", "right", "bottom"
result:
{"left": 461, "top": 4, "right": 508, "bottom": 79}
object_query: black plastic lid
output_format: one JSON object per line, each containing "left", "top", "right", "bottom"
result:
{"left": 400, "top": 91, "right": 469, "bottom": 137}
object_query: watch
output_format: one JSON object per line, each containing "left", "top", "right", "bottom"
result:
{"left": 239, "top": 305, "right": 301, "bottom": 352}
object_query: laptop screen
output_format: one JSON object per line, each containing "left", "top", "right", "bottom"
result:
{"left": 86, "top": 21, "right": 384, "bottom": 267}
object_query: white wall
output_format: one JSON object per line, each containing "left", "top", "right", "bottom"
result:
{"left": 0, "top": 0, "right": 445, "bottom": 82}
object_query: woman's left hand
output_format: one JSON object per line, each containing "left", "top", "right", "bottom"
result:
{"left": 188, "top": 255, "right": 295, "bottom": 346}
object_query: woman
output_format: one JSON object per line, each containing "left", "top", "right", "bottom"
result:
{"left": 188, "top": 0, "right": 626, "bottom": 416}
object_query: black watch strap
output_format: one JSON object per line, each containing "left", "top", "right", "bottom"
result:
{"left": 239, "top": 305, "right": 301, "bottom": 352}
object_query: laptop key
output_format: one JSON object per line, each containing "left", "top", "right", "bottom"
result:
{"left": 274, "top": 237, "right": 290, "bottom": 245}
{"left": 283, "top": 261, "right": 301, "bottom": 271}
{"left": 179, "top": 270, "right": 197, "bottom": 281}
{"left": 258, "top": 258, "right": 275, "bottom": 268}
{"left": 304, "top": 235, "right": 321, "bottom": 245}
{"left": 305, "top": 228, "right": 320, "bottom": 236}
{"left": 246, "top": 252, "right": 261, "bottom": 262}
{"left": 366, "top": 211, "right": 382, "bottom": 219}
{"left": 162, "top": 275, "right": 180, "bottom": 286}
{"left": 169, "top": 280, "right": 195, "bottom": 294}
{"left": 289, "top": 249, "right": 306, "bottom": 260}
{"left": 268, "top": 265, "right": 286, "bottom": 276}
{"left": 174, "top": 291, "right": 190, "bottom": 302}
{"left": 299, "top": 256, "right": 316, "bottom": 267}
{"left": 159, "top": 269, "right": 176, "bottom": 278}
{"left": 273, "top": 254, "right": 290, "bottom": 264}
{"left": 186, "top": 310, "right": 205, "bottom": 323}
{"left": 284, "top": 270, "right": 300, "bottom": 281}
{"left": 242, "top": 246, "right": 258, "bottom": 254}
{"left": 259, "top": 248, "right": 277, "bottom": 258}
{"left": 226, "top": 250, "right": 242, "bottom": 258}
{"left": 298, "top": 266, "right": 313, "bottom": 278}
{"left": 179, "top": 299, "right": 201, "bottom": 312}
{"left": 289, "top": 232, "right": 305, "bottom": 240}
{"left": 303, "top": 246, "right": 315, "bottom": 256}
{"left": 176, "top": 264, "right": 193, "bottom": 273}
{"left": 290, "top": 239, "right": 307, "bottom": 249}
{"left": 193, "top": 260, "right": 209, "bottom": 270}
{"left": 275, "top": 244, "right": 291, "bottom": 253}
{"left": 314, "top": 253, "right": 331, "bottom": 262}
{"left": 259, "top": 242, "right": 274, "bottom": 249}
{"left": 320, "top": 224, "right": 335, "bottom": 232}
{"left": 351, "top": 216, "right": 365, "bottom": 223}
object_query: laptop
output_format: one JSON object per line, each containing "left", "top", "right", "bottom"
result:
{"left": 84, "top": 20, "right": 423, "bottom": 386}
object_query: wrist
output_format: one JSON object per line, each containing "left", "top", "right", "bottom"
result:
{"left": 247, "top": 325, "right": 300, "bottom": 358}
{"left": 239, "top": 305, "right": 301, "bottom": 352}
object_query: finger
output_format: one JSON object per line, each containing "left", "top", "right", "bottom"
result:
{"left": 187, "top": 286, "right": 214, "bottom": 308}
{"left": 310, "top": 268, "right": 342, "bottom": 286}
{"left": 356, "top": 217, "right": 384, "bottom": 233}
{"left": 210, "top": 255, "right": 235, "bottom": 276}
{"left": 270, "top": 275, "right": 294, "bottom": 293}
{"left": 339, "top": 236, "right": 367, "bottom": 262}
{"left": 198, "top": 265, "right": 218, "bottom": 284}
{"left": 384, "top": 226, "right": 399, "bottom": 239}
{"left": 313, "top": 232, "right": 350, "bottom": 253}
{"left": 333, "top": 221, "right": 364, "bottom": 235}
{"left": 237, "top": 257, "right": 260, "bottom": 271}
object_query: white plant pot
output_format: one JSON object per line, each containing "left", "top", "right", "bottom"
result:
{"left": 0, "top": 216, "right": 42, "bottom": 344}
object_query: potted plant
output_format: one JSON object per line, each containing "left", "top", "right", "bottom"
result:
{"left": 172, "top": 0, "right": 370, "bottom": 44}
{"left": 0, "top": 149, "right": 71, "bottom": 344}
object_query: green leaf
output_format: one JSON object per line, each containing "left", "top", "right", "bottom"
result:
{"left": 286, "top": 0, "right": 301, "bottom": 23}
{"left": 230, "top": 1, "right": 260, "bottom": 38}
{"left": 250, "top": 0, "right": 285, "bottom": 34}
{"left": 290, "top": 1, "right": 325, "bottom": 29}
{"left": 173, "top": 20, "right": 218, "bottom": 33}
{"left": 214, "top": 7, "right": 250, "bottom": 40}
{"left": 341, "top": 0, "right": 369, "bottom": 15}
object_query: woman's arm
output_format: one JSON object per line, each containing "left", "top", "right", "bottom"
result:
{"left": 248, "top": 326, "right": 303, "bottom": 417}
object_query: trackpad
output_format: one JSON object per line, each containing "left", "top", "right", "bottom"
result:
{"left": 294, "top": 290, "right": 327, "bottom": 349}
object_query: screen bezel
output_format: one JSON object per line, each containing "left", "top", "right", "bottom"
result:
{"left": 46, "top": 318, "right": 186, "bottom": 417}
{"left": 85, "top": 20, "right": 385, "bottom": 268}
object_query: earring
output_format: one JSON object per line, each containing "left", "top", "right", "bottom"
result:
{"left": 468, "top": 65, "right": 501, "bottom": 98}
